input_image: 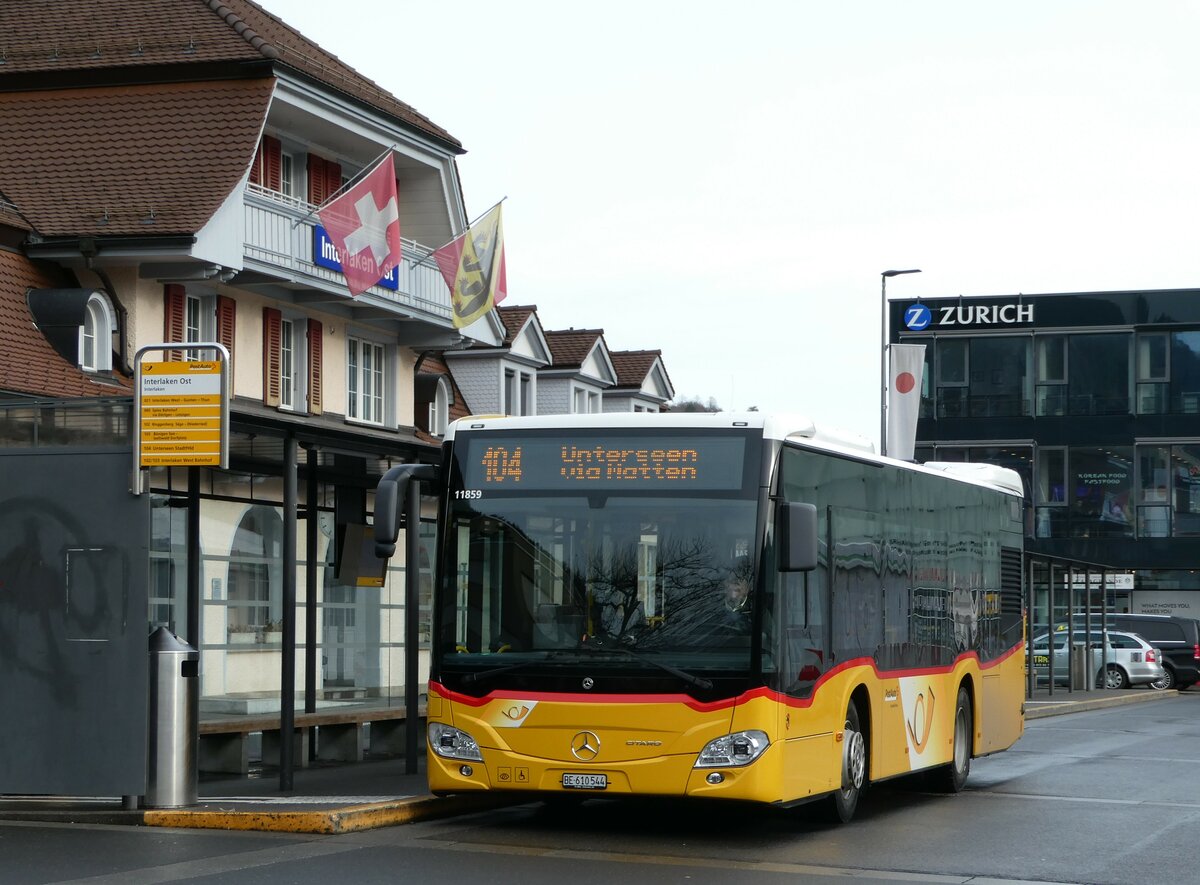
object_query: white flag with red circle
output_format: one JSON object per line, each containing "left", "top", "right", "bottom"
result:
{"left": 888, "top": 343, "right": 926, "bottom": 461}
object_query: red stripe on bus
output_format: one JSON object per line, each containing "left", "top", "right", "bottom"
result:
{"left": 430, "top": 639, "right": 1024, "bottom": 713}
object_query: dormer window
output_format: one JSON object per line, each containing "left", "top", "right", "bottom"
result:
{"left": 429, "top": 376, "right": 451, "bottom": 436}
{"left": 79, "top": 291, "right": 115, "bottom": 372}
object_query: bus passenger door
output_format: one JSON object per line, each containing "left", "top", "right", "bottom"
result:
{"left": 774, "top": 547, "right": 836, "bottom": 802}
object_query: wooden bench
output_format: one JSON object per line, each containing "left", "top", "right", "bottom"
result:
{"left": 198, "top": 704, "right": 426, "bottom": 774}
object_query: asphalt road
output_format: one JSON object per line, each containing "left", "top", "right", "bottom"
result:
{"left": 2, "top": 692, "right": 1196, "bottom": 885}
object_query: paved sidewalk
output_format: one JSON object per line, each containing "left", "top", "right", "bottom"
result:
{"left": 1025, "top": 684, "right": 1179, "bottom": 719}
{"left": 0, "top": 687, "right": 1181, "bottom": 834}
{"left": 0, "top": 753, "right": 507, "bottom": 834}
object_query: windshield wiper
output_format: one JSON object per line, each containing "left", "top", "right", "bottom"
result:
{"left": 580, "top": 639, "right": 713, "bottom": 690}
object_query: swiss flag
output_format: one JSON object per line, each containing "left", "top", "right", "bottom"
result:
{"left": 318, "top": 155, "right": 401, "bottom": 297}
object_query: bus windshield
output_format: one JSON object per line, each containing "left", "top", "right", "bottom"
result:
{"left": 437, "top": 429, "right": 762, "bottom": 693}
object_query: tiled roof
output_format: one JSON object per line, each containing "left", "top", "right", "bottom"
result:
{"left": 609, "top": 349, "right": 669, "bottom": 390}
{"left": 496, "top": 304, "right": 537, "bottom": 345}
{"left": 544, "top": 329, "right": 604, "bottom": 369}
{"left": 0, "top": 0, "right": 460, "bottom": 149}
{"left": 0, "top": 79, "right": 274, "bottom": 236}
{"left": 0, "top": 248, "right": 131, "bottom": 398}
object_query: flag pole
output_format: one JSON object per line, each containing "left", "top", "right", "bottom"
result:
{"left": 289, "top": 144, "right": 398, "bottom": 229}
{"left": 408, "top": 196, "right": 507, "bottom": 271}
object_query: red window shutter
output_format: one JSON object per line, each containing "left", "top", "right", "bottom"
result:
{"left": 263, "top": 307, "right": 282, "bottom": 407}
{"left": 164, "top": 284, "right": 186, "bottom": 360}
{"left": 264, "top": 135, "right": 282, "bottom": 192}
{"left": 325, "top": 161, "right": 342, "bottom": 202}
{"left": 307, "top": 319, "right": 323, "bottom": 415}
{"left": 249, "top": 139, "right": 264, "bottom": 186}
{"left": 307, "top": 154, "right": 327, "bottom": 206}
{"left": 217, "top": 295, "right": 236, "bottom": 378}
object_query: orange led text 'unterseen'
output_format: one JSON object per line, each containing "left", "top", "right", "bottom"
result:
{"left": 559, "top": 445, "right": 699, "bottom": 481}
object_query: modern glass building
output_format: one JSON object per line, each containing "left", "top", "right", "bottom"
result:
{"left": 891, "top": 289, "right": 1200, "bottom": 620}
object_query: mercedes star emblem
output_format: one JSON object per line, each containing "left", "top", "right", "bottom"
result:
{"left": 582, "top": 676, "right": 595, "bottom": 690}
{"left": 571, "top": 731, "right": 600, "bottom": 761}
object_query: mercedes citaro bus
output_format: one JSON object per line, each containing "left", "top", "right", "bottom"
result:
{"left": 376, "top": 412, "right": 1027, "bottom": 822}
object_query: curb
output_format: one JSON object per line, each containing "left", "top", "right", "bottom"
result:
{"left": 1025, "top": 689, "right": 1177, "bottom": 720}
{"left": 143, "top": 792, "right": 510, "bottom": 834}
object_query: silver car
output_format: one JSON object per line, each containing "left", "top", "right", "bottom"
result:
{"left": 1031, "top": 629, "right": 1166, "bottom": 689}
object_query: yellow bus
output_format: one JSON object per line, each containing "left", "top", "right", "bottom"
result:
{"left": 401, "top": 412, "right": 1025, "bottom": 822}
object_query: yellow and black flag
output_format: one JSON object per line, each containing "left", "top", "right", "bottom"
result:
{"left": 433, "top": 204, "right": 507, "bottom": 329}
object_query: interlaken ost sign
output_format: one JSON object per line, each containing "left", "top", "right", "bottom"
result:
{"left": 133, "top": 343, "right": 230, "bottom": 493}
{"left": 139, "top": 361, "right": 223, "bottom": 466}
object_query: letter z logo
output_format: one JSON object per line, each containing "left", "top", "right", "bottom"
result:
{"left": 904, "top": 304, "right": 932, "bottom": 331}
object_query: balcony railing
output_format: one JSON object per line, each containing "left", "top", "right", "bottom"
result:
{"left": 243, "top": 185, "right": 453, "bottom": 324}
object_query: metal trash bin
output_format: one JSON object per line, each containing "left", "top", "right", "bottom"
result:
{"left": 145, "top": 627, "right": 199, "bottom": 808}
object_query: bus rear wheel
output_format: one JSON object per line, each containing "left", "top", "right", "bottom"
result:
{"left": 828, "top": 702, "right": 866, "bottom": 823}
{"left": 929, "top": 686, "right": 972, "bottom": 793}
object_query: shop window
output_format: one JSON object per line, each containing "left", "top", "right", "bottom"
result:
{"left": 1068, "top": 446, "right": 1133, "bottom": 538}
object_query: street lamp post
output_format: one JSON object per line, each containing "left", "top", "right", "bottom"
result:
{"left": 880, "top": 268, "right": 921, "bottom": 457}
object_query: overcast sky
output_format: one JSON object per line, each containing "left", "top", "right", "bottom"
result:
{"left": 270, "top": 0, "right": 1200, "bottom": 448}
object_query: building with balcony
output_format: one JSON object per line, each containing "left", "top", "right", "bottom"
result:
{"left": 891, "top": 289, "right": 1200, "bottom": 621}
{"left": 0, "top": 0, "right": 506, "bottom": 734}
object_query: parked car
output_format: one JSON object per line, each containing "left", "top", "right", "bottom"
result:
{"left": 1105, "top": 614, "right": 1200, "bottom": 691}
{"left": 1031, "top": 629, "right": 1166, "bottom": 689}
{"left": 1046, "top": 613, "right": 1200, "bottom": 690}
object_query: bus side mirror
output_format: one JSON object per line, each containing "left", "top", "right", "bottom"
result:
{"left": 778, "top": 502, "right": 818, "bottom": 572}
{"left": 373, "top": 464, "right": 439, "bottom": 559}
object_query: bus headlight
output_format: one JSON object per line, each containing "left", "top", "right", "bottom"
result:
{"left": 428, "top": 723, "right": 483, "bottom": 761}
{"left": 694, "top": 730, "right": 770, "bottom": 768}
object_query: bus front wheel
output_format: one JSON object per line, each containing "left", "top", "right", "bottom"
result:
{"left": 929, "top": 686, "right": 972, "bottom": 793}
{"left": 829, "top": 702, "right": 866, "bottom": 823}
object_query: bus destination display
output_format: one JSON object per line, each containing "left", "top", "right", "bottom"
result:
{"left": 458, "top": 435, "right": 747, "bottom": 491}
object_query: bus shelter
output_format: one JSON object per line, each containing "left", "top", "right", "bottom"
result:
{"left": 1024, "top": 553, "right": 1127, "bottom": 696}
